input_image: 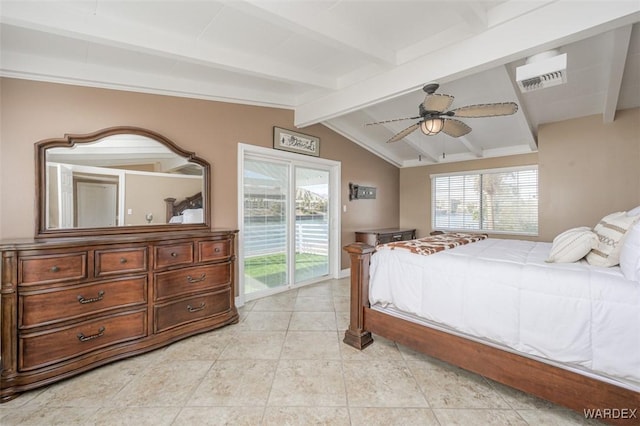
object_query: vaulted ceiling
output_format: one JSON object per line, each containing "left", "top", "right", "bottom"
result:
{"left": 1, "top": 1, "right": 638, "bottom": 167}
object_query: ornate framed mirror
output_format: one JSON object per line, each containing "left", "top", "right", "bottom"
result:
{"left": 35, "top": 126, "right": 210, "bottom": 238}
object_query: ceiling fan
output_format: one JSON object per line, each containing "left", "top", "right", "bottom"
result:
{"left": 366, "top": 83, "right": 518, "bottom": 143}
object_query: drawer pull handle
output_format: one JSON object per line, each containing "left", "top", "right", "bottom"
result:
{"left": 187, "top": 302, "right": 206, "bottom": 313}
{"left": 77, "top": 290, "right": 105, "bottom": 304}
{"left": 392, "top": 234, "right": 402, "bottom": 239}
{"left": 171, "top": 252, "right": 178, "bottom": 257}
{"left": 77, "top": 326, "right": 105, "bottom": 342}
{"left": 120, "top": 257, "right": 127, "bottom": 264}
{"left": 214, "top": 247, "right": 221, "bottom": 253}
{"left": 50, "top": 265, "right": 60, "bottom": 273}
{"left": 187, "top": 273, "right": 206, "bottom": 284}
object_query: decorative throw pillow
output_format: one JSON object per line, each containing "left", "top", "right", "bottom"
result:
{"left": 182, "top": 208, "right": 203, "bottom": 224}
{"left": 619, "top": 222, "right": 640, "bottom": 282}
{"left": 586, "top": 212, "right": 640, "bottom": 267}
{"left": 546, "top": 227, "right": 597, "bottom": 263}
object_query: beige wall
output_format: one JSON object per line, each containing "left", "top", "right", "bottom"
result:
{"left": 124, "top": 174, "right": 202, "bottom": 225}
{"left": 538, "top": 108, "right": 640, "bottom": 240}
{"left": 0, "top": 78, "right": 400, "bottom": 269}
{"left": 400, "top": 108, "right": 640, "bottom": 241}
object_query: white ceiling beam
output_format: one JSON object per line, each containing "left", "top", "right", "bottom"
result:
{"left": 486, "top": 0, "right": 556, "bottom": 28}
{"left": 358, "top": 109, "right": 441, "bottom": 163}
{"left": 457, "top": 136, "right": 483, "bottom": 157}
{"left": 295, "top": 1, "right": 640, "bottom": 127}
{"left": 321, "top": 117, "right": 403, "bottom": 167}
{"left": 603, "top": 25, "right": 633, "bottom": 123}
{"left": 226, "top": 1, "right": 397, "bottom": 66}
{"left": 402, "top": 139, "right": 440, "bottom": 164}
{"left": 452, "top": 2, "right": 488, "bottom": 33}
{"left": 503, "top": 64, "right": 539, "bottom": 149}
{"left": 397, "top": 23, "right": 477, "bottom": 64}
{"left": 398, "top": 3, "right": 488, "bottom": 63}
{"left": 0, "top": 51, "right": 297, "bottom": 109}
{"left": 0, "top": 1, "right": 336, "bottom": 90}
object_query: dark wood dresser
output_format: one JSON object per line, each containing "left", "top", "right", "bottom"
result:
{"left": 0, "top": 229, "right": 238, "bottom": 401}
{"left": 355, "top": 228, "right": 416, "bottom": 246}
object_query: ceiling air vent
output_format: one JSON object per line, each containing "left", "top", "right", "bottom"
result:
{"left": 516, "top": 50, "right": 567, "bottom": 93}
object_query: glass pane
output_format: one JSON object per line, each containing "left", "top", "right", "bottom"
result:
{"left": 481, "top": 169, "right": 538, "bottom": 234}
{"left": 433, "top": 174, "right": 480, "bottom": 230}
{"left": 295, "top": 166, "right": 329, "bottom": 284}
{"left": 243, "top": 159, "right": 289, "bottom": 295}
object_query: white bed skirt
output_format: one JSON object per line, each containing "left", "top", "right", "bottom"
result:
{"left": 369, "top": 238, "right": 640, "bottom": 390}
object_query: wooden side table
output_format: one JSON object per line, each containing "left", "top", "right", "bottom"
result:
{"left": 355, "top": 228, "right": 416, "bottom": 246}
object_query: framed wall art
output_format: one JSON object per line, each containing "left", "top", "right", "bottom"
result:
{"left": 273, "top": 126, "right": 320, "bottom": 157}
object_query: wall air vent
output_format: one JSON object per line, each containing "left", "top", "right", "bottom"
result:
{"left": 516, "top": 50, "right": 567, "bottom": 93}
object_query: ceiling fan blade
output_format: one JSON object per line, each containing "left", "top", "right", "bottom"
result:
{"left": 387, "top": 122, "right": 420, "bottom": 143}
{"left": 422, "top": 93, "right": 454, "bottom": 113}
{"left": 365, "top": 116, "right": 421, "bottom": 126}
{"left": 441, "top": 118, "right": 472, "bottom": 138}
{"left": 450, "top": 102, "right": 518, "bottom": 118}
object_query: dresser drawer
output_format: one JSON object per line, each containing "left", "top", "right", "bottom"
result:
{"left": 95, "top": 247, "right": 147, "bottom": 277}
{"left": 19, "top": 310, "right": 147, "bottom": 371}
{"left": 154, "top": 243, "right": 194, "bottom": 269}
{"left": 20, "top": 276, "right": 147, "bottom": 328}
{"left": 154, "top": 262, "right": 231, "bottom": 301}
{"left": 154, "top": 289, "right": 231, "bottom": 333}
{"left": 199, "top": 239, "right": 231, "bottom": 262}
{"left": 20, "top": 252, "right": 87, "bottom": 286}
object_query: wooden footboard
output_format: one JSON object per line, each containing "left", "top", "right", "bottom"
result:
{"left": 342, "top": 242, "right": 640, "bottom": 426}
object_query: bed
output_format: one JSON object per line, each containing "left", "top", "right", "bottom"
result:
{"left": 164, "top": 192, "right": 204, "bottom": 224}
{"left": 343, "top": 227, "right": 640, "bottom": 425}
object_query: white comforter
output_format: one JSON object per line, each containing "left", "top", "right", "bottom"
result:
{"left": 370, "top": 238, "right": 640, "bottom": 387}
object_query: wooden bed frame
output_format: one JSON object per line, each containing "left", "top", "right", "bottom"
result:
{"left": 164, "top": 192, "right": 203, "bottom": 223}
{"left": 343, "top": 242, "right": 640, "bottom": 425}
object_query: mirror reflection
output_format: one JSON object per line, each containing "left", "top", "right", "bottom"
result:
{"left": 45, "top": 134, "right": 205, "bottom": 229}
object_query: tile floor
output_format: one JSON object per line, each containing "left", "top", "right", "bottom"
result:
{"left": 0, "top": 278, "right": 602, "bottom": 425}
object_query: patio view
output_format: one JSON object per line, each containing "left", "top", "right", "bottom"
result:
{"left": 243, "top": 160, "right": 329, "bottom": 296}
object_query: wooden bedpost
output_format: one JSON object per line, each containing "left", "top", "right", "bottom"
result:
{"left": 343, "top": 242, "right": 375, "bottom": 350}
{"left": 164, "top": 197, "right": 176, "bottom": 223}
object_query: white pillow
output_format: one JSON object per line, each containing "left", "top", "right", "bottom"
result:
{"left": 627, "top": 205, "right": 640, "bottom": 217}
{"left": 169, "top": 215, "right": 183, "bottom": 224}
{"left": 586, "top": 212, "right": 640, "bottom": 267}
{"left": 546, "top": 227, "right": 597, "bottom": 263}
{"left": 620, "top": 222, "right": 640, "bottom": 282}
{"left": 182, "top": 208, "right": 204, "bottom": 224}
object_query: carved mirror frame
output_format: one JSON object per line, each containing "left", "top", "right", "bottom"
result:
{"left": 35, "top": 126, "right": 211, "bottom": 238}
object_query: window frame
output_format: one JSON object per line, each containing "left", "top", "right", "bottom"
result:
{"left": 430, "top": 165, "right": 539, "bottom": 236}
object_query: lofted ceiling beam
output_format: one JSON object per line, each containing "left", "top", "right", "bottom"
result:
{"left": 0, "top": 1, "right": 336, "bottom": 90}
{"left": 294, "top": 1, "right": 640, "bottom": 127}
{"left": 0, "top": 51, "right": 297, "bottom": 108}
{"left": 603, "top": 25, "right": 633, "bottom": 123}
{"left": 451, "top": 2, "right": 488, "bottom": 33}
{"left": 226, "top": 1, "right": 397, "bottom": 66}
{"left": 359, "top": 109, "right": 441, "bottom": 163}
{"left": 503, "top": 64, "right": 539, "bottom": 150}
{"left": 457, "top": 136, "right": 483, "bottom": 158}
{"left": 402, "top": 138, "right": 440, "bottom": 164}
{"left": 322, "top": 117, "right": 403, "bottom": 167}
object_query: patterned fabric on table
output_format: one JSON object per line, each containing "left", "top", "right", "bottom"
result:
{"left": 377, "top": 232, "right": 488, "bottom": 256}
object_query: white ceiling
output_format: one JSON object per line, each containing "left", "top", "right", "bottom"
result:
{"left": 1, "top": 1, "right": 639, "bottom": 167}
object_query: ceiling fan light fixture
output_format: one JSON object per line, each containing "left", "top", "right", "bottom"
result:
{"left": 421, "top": 118, "right": 444, "bottom": 135}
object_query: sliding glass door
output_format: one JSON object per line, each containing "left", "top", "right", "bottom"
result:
{"left": 294, "top": 166, "right": 329, "bottom": 284}
{"left": 243, "top": 158, "right": 289, "bottom": 295}
{"left": 240, "top": 146, "right": 337, "bottom": 301}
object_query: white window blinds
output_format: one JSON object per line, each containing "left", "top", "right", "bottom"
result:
{"left": 432, "top": 167, "right": 538, "bottom": 235}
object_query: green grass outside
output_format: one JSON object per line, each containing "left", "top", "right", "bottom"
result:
{"left": 244, "top": 252, "right": 328, "bottom": 291}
